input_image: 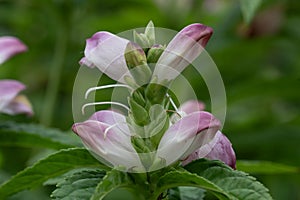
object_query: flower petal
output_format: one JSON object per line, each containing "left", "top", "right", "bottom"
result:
{"left": 1, "top": 95, "right": 33, "bottom": 116}
{"left": 0, "top": 80, "right": 26, "bottom": 111}
{"left": 157, "top": 111, "right": 221, "bottom": 166}
{"left": 80, "top": 31, "right": 132, "bottom": 83}
{"left": 0, "top": 36, "right": 27, "bottom": 65}
{"left": 88, "top": 110, "right": 130, "bottom": 136}
{"left": 182, "top": 131, "right": 236, "bottom": 169}
{"left": 72, "top": 119, "right": 144, "bottom": 172}
{"left": 153, "top": 23, "right": 213, "bottom": 82}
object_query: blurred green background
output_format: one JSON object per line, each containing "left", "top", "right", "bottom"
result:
{"left": 0, "top": 0, "right": 299, "bottom": 199}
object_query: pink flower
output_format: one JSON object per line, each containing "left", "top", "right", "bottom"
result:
{"left": 72, "top": 110, "right": 144, "bottom": 171}
{"left": 0, "top": 36, "right": 33, "bottom": 116}
{"left": 79, "top": 32, "right": 132, "bottom": 83}
{"left": 156, "top": 111, "right": 221, "bottom": 167}
{"left": 0, "top": 80, "right": 33, "bottom": 116}
{"left": 72, "top": 108, "right": 221, "bottom": 171}
{"left": 179, "top": 100, "right": 236, "bottom": 169}
{"left": 153, "top": 23, "right": 213, "bottom": 82}
{"left": 0, "top": 36, "right": 27, "bottom": 65}
{"left": 80, "top": 23, "right": 213, "bottom": 84}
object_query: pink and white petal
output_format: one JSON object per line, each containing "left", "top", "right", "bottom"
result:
{"left": 153, "top": 24, "right": 213, "bottom": 82}
{"left": 0, "top": 80, "right": 26, "bottom": 110}
{"left": 84, "top": 32, "right": 112, "bottom": 54}
{"left": 79, "top": 57, "right": 96, "bottom": 68}
{"left": 0, "top": 36, "right": 27, "bottom": 65}
{"left": 72, "top": 120, "right": 143, "bottom": 171}
{"left": 182, "top": 131, "right": 236, "bottom": 169}
{"left": 1, "top": 95, "right": 33, "bottom": 116}
{"left": 157, "top": 111, "right": 221, "bottom": 166}
{"left": 82, "top": 31, "right": 132, "bottom": 83}
{"left": 89, "top": 110, "right": 130, "bottom": 136}
{"left": 204, "top": 131, "right": 236, "bottom": 169}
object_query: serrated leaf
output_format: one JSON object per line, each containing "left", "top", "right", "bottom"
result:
{"left": 237, "top": 160, "right": 299, "bottom": 174}
{"left": 44, "top": 168, "right": 96, "bottom": 186}
{"left": 91, "top": 169, "right": 133, "bottom": 200}
{"left": 184, "top": 159, "right": 273, "bottom": 200}
{"left": 0, "top": 148, "right": 108, "bottom": 199}
{"left": 240, "top": 0, "right": 262, "bottom": 23}
{"left": 156, "top": 170, "right": 229, "bottom": 200}
{"left": 51, "top": 169, "right": 106, "bottom": 200}
{"left": 0, "top": 121, "right": 81, "bottom": 149}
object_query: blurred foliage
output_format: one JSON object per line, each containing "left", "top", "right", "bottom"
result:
{"left": 0, "top": 0, "right": 300, "bottom": 199}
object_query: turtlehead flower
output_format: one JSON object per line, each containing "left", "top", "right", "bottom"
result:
{"left": 79, "top": 31, "right": 132, "bottom": 83}
{"left": 156, "top": 110, "right": 221, "bottom": 167}
{"left": 182, "top": 131, "right": 236, "bottom": 169}
{"left": 0, "top": 36, "right": 27, "bottom": 65}
{"left": 0, "top": 36, "right": 33, "bottom": 116}
{"left": 72, "top": 110, "right": 144, "bottom": 172}
{"left": 178, "top": 100, "right": 236, "bottom": 169}
{"left": 153, "top": 23, "right": 213, "bottom": 82}
{"left": 0, "top": 80, "right": 33, "bottom": 116}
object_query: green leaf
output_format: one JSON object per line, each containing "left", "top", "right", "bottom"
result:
{"left": 128, "top": 97, "right": 150, "bottom": 126}
{"left": 168, "top": 187, "right": 205, "bottom": 200}
{"left": 0, "top": 121, "right": 81, "bottom": 149}
{"left": 239, "top": 0, "right": 262, "bottom": 23}
{"left": 184, "top": 159, "right": 273, "bottom": 200}
{"left": 237, "top": 160, "right": 299, "bottom": 174}
{"left": 91, "top": 169, "right": 133, "bottom": 200}
{"left": 51, "top": 169, "right": 106, "bottom": 200}
{"left": 155, "top": 170, "right": 229, "bottom": 200}
{"left": 0, "top": 148, "right": 107, "bottom": 199}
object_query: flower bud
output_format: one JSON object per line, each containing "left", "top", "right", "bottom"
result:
{"left": 133, "top": 21, "right": 156, "bottom": 48}
{"left": 144, "top": 21, "right": 155, "bottom": 46}
{"left": 147, "top": 44, "right": 165, "bottom": 64}
{"left": 134, "top": 31, "right": 150, "bottom": 48}
{"left": 125, "top": 42, "right": 147, "bottom": 69}
{"left": 125, "top": 42, "right": 152, "bottom": 86}
{"left": 128, "top": 96, "right": 150, "bottom": 126}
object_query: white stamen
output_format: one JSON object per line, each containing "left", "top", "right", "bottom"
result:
{"left": 82, "top": 101, "right": 130, "bottom": 115}
{"left": 166, "top": 93, "right": 178, "bottom": 112}
{"left": 104, "top": 122, "right": 131, "bottom": 139}
{"left": 85, "top": 84, "right": 133, "bottom": 99}
{"left": 104, "top": 123, "right": 119, "bottom": 139}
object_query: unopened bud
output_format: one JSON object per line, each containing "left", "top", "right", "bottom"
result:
{"left": 128, "top": 97, "right": 150, "bottom": 126}
{"left": 125, "top": 42, "right": 147, "bottom": 69}
{"left": 133, "top": 21, "right": 156, "bottom": 48}
{"left": 147, "top": 44, "right": 165, "bottom": 63}
{"left": 125, "top": 42, "right": 152, "bottom": 86}
{"left": 134, "top": 31, "right": 150, "bottom": 48}
{"left": 144, "top": 21, "right": 155, "bottom": 46}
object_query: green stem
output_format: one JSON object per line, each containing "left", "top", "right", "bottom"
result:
{"left": 40, "top": 27, "right": 67, "bottom": 126}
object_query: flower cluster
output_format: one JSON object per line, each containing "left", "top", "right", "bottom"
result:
{"left": 0, "top": 36, "right": 33, "bottom": 116}
{"left": 73, "top": 22, "right": 235, "bottom": 172}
